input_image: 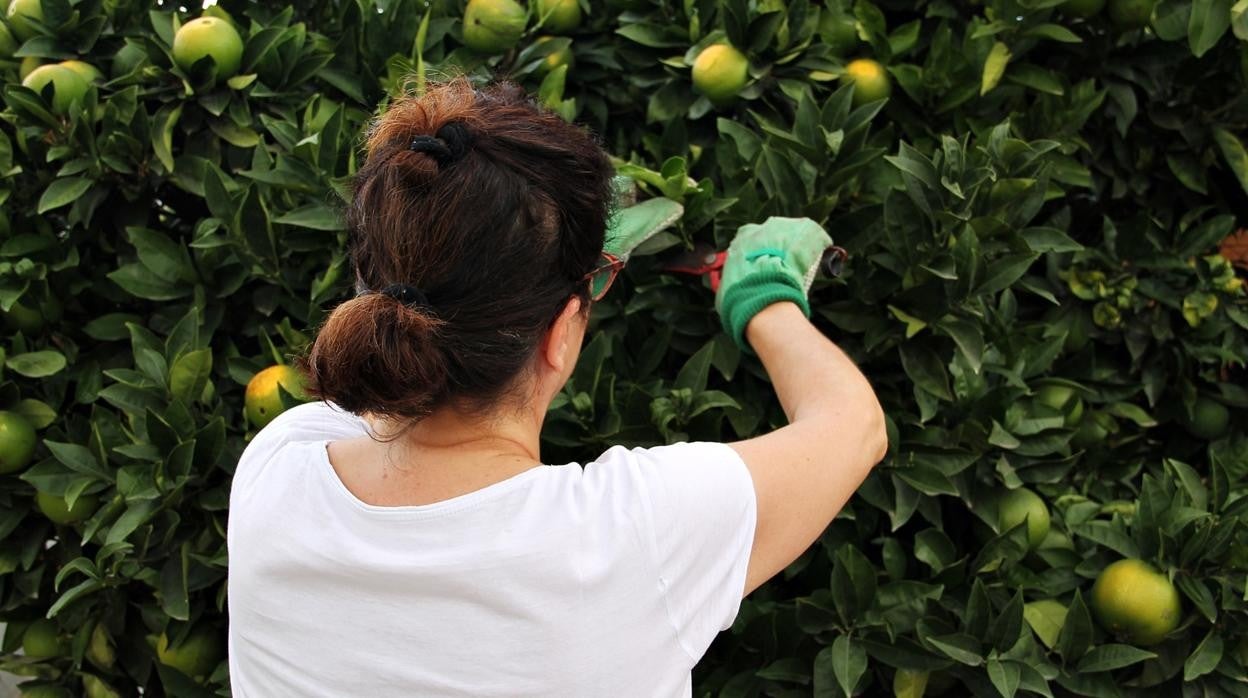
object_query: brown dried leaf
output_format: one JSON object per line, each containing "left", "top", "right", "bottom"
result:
{"left": 1219, "top": 228, "right": 1248, "bottom": 270}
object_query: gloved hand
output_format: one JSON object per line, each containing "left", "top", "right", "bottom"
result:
{"left": 603, "top": 176, "right": 683, "bottom": 263}
{"left": 715, "top": 217, "right": 834, "bottom": 351}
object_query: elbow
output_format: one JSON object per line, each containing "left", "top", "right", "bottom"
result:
{"left": 863, "top": 395, "right": 889, "bottom": 466}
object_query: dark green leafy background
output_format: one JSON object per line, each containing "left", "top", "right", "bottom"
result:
{"left": 0, "top": 0, "right": 1246, "bottom": 695}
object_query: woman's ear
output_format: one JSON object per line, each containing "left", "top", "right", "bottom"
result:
{"left": 541, "top": 296, "right": 585, "bottom": 375}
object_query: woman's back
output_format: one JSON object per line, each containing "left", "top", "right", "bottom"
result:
{"left": 227, "top": 402, "right": 756, "bottom": 697}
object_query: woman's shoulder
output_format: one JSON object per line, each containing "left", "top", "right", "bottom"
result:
{"left": 235, "top": 401, "right": 368, "bottom": 484}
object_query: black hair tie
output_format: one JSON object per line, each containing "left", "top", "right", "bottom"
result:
{"left": 408, "top": 135, "right": 453, "bottom": 166}
{"left": 379, "top": 283, "right": 430, "bottom": 308}
{"left": 435, "top": 122, "right": 472, "bottom": 162}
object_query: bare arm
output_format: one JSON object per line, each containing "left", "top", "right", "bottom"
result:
{"left": 729, "top": 302, "right": 887, "bottom": 597}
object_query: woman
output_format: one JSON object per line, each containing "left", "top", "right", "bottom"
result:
{"left": 227, "top": 78, "right": 887, "bottom": 697}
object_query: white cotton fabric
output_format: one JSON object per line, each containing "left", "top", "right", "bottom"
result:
{"left": 227, "top": 400, "right": 757, "bottom": 697}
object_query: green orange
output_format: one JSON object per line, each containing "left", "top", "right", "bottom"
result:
{"left": 245, "top": 365, "right": 309, "bottom": 429}
{"left": 36, "top": 490, "right": 100, "bottom": 524}
{"left": 691, "top": 43, "right": 749, "bottom": 103}
{"left": 60, "top": 59, "right": 103, "bottom": 83}
{"left": 156, "top": 627, "right": 223, "bottom": 681}
{"left": 0, "top": 411, "right": 37, "bottom": 474}
{"left": 998, "top": 487, "right": 1051, "bottom": 550}
{"left": 1182, "top": 397, "right": 1229, "bottom": 440}
{"left": 819, "top": 12, "right": 858, "bottom": 56}
{"left": 843, "top": 58, "right": 891, "bottom": 106}
{"left": 22, "top": 63, "right": 89, "bottom": 114}
{"left": 6, "top": 0, "right": 43, "bottom": 41}
{"left": 172, "top": 16, "right": 244, "bottom": 79}
{"left": 1090, "top": 559, "right": 1182, "bottom": 646}
{"left": 1108, "top": 0, "right": 1154, "bottom": 27}
{"left": 535, "top": 0, "right": 581, "bottom": 33}
{"left": 462, "top": 0, "right": 527, "bottom": 54}
{"left": 533, "top": 36, "right": 574, "bottom": 75}
{"left": 22, "top": 619, "right": 65, "bottom": 659}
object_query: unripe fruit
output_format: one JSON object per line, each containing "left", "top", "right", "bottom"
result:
{"left": 462, "top": 0, "right": 527, "bottom": 54}
{"left": 22, "top": 64, "right": 89, "bottom": 114}
{"left": 691, "top": 43, "right": 749, "bottom": 104}
{"left": 36, "top": 490, "right": 100, "bottom": 524}
{"left": 1090, "top": 559, "right": 1181, "bottom": 646}
{"left": 535, "top": 0, "right": 581, "bottom": 33}
{"left": 843, "top": 58, "right": 891, "bottom": 106}
{"left": 0, "top": 410, "right": 37, "bottom": 474}
{"left": 998, "top": 487, "right": 1051, "bottom": 550}
{"left": 6, "top": 0, "right": 43, "bottom": 41}
{"left": 172, "top": 16, "right": 244, "bottom": 79}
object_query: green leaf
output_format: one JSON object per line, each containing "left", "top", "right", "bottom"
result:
{"left": 1189, "top": 0, "right": 1232, "bottom": 57}
{"left": 926, "top": 633, "right": 984, "bottom": 666}
{"left": 169, "top": 349, "right": 213, "bottom": 404}
{"left": 899, "top": 344, "right": 952, "bottom": 400}
{"left": 986, "top": 658, "right": 1020, "bottom": 698}
{"left": 159, "top": 546, "right": 190, "bottom": 621}
{"left": 273, "top": 203, "right": 344, "bottom": 230}
{"left": 1075, "top": 644, "right": 1156, "bottom": 672}
{"left": 15, "top": 399, "right": 56, "bottom": 429}
{"left": 1183, "top": 630, "right": 1223, "bottom": 680}
{"left": 44, "top": 442, "right": 112, "bottom": 482}
{"left": 827, "top": 635, "right": 868, "bottom": 697}
{"left": 1022, "top": 23, "right": 1083, "bottom": 42}
{"left": 1213, "top": 127, "right": 1248, "bottom": 197}
{"left": 1056, "top": 590, "right": 1093, "bottom": 661}
{"left": 1234, "top": 0, "right": 1248, "bottom": 38}
{"left": 37, "top": 177, "right": 93, "bottom": 214}
{"left": 1022, "top": 227, "right": 1083, "bottom": 253}
{"left": 1024, "top": 601, "right": 1067, "bottom": 649}
{"left": 7, "top": 350, "right": 67, "bottom": 378}
{"left": 981, "top": 42, "right": 1011, "bottom": 96}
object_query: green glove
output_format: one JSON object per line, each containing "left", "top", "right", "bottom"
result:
{"left": 603, "top": 176, "right": 684, "bottom": 263}
{"left": 715, "top": 217, "right": 834, "bottom": 351}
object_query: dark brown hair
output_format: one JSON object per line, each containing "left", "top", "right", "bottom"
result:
{"left": 296, "top": 77, "right": 616, "bottom": 426}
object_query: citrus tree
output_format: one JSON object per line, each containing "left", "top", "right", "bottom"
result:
{"left": 0, "top": 0, "right": 1246, "bottom": 695}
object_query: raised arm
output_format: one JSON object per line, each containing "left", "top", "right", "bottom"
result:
{"left": 711, "top": 217, "right": 887, "bottom": 597}
{"left": 729, "top": 302, "right": 886, "bottom": 596}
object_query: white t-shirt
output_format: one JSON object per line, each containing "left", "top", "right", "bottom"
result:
{"left": 227, "top": 400, "right": 757, "bottom": 697}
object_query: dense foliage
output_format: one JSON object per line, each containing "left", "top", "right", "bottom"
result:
{"left": 0, "top": 0, "right": 1245, "bottom": 695}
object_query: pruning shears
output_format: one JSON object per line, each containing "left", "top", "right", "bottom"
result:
{"left": 659, "top": 242, "right": 849, "bottom": 292}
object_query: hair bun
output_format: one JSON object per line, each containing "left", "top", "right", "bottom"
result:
{"left": 435, "top": 122, "right": 472, "bottom": 161}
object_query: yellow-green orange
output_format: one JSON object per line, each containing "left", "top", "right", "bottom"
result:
{"left": 462, "top": 0, "right": 527, "bottom": 54}
{"left": 86, "top": 623, "right": 115, "bottom": 670}
{"left": 1108, "top": 0, "right": 1154, "bottom": 27}
{"left": 1182, "top": 396, "right": 1229, "bottom": 440}
{"left": 18, "top": 55, "right": 39, "bottom": 80}
{"left": 1061, "top": 0, "right": 1106, "bottom": 17}
{"left": 533, "top": 36, "right": 574, "bottom": 76}
{"left": 998, "top": 487, "right": 1050, "bottom": 550}
{"left": 21, "top": 620, "right": 64, "bottom": 659}
{"left": 172, "top": 16, "right": 244, "bottom": 79}
{"left": 1090, "top": 558, "right": 1181, "bottom": 646}
{"left": 843, "top": 58, "right": 891, "bottom": 106}
{"left": 1035, "top": 383, "right": 1084, "bottom": 427}
{"left": 61, "top": 59, "right": 103, "bottom": 83}
{"left": 156, "top": 628, "right": 223, "bottom": 680}
{"left": 36, "top": 490, "right": 99, "bottom": 524}
{"left": 6, "top": 0, "right": 43, "bottom": 41}
{"left": 22, "top": 63, "right": 88, "bottom": 114}
{"left": 893, "top": 668, "right": 929, "bottom": 698}
{"left": 245, "top": 365, "right": 309, "bottom": 429}
{"left": 535, "top": 0, "right": 581, "bottom": 33}
{"left": 81, "top": 676, "right": 121, "bottom": 698}
{"left": 0, "top": 411, "right": 36, "bottom": 474}
{"left": 691, "top": 43, "right": 749, "bottom": 103}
